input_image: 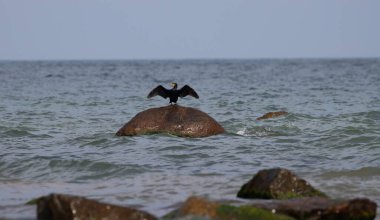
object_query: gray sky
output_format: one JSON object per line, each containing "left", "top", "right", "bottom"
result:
{"left": 1, "top": 0, "right": 379, "bottom": 60}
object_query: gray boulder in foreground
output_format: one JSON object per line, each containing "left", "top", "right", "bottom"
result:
{"left": 237, "top": 168, "right": 328, "bottom": 199}
{"left": 116, "top": 105, "right": 225, "bottom": 138}
{"left": 37, "top": 194, "right": 156, "bottom": 220}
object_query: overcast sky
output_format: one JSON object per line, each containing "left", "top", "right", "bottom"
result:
{"left": 1, "top": 0, "right": 379, "bottom": 60}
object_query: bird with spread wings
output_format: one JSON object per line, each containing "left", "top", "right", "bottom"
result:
{"left": 147, "top": 82, "right": 199, "bottom": 104}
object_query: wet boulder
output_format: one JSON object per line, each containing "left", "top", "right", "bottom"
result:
{"left": 37, "top": 194, "right": 157, "bottom": 220}
{"left": 237, "top": 168, "right": 328, "bottom": 199}
{"left": 116, "top": 105, "right": 225, "bottom": 138}
{"left": 257, "top": 111, "right": 288, "bottom": 120}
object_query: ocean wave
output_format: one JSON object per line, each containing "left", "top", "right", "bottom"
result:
{"left": 0, "top": 156, "right": 152, "bottom": 181}
{"left": 235, "top": 123, "right": 300, "bottom": 137}
{"left": 1, "top": 128, "right": 52, "bottom": 139}
{"left": 2, "top": 129, "right": 33, "bottom": 137}
{"left": 318, "top": 167, "right": 380, "bottom": 178}
{"left": 236, "top": 127, "right": 270, "bottom": 137}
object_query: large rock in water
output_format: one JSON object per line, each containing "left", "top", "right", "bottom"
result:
{"left": 116, "top": 105, "right": 225, "bottom": 138}
{"left": 237, "top": 168, "right": 328, "bottom": 199}
{"left": 37, "top": 194, "right": 157, "bottom": 220}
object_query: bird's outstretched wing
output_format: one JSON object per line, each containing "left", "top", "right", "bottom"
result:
{"left": 178, "top": 85, "right": 199, "bottom": 98}
{"left": 147, "top": 85, "right": 168, "bottom": 99}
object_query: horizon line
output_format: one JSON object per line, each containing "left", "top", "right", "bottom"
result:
{"left": 1, "top": 56, "right": 380, "bottom": 62}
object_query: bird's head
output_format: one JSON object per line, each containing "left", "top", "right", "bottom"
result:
{"left": 171, "top": 82, "right": 178, "bottom": 89}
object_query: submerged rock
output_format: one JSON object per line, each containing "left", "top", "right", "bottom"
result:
{"left": 116, "top": 105, "right": 225, "bottom": 138}
{"left": 237, "top": 168, "right": 327, "bottom": 199}
{"left": 257, "top": 111, "right": 288, "bottom": 120}
{"left": 37, "top": 194, "right": 156, "bottom": 220}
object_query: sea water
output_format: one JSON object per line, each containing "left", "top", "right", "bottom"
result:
{"left": 0, "top": 59, "right": 379, "bottom": 219}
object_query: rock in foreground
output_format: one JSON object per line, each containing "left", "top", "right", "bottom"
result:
{"left": 164, "top": 196, "right": 377, "bottom": 220}
{"left": 116, "top": 105, "right": 225, "bottom": 138}
{"left": 37, "top": 194, "right": 156, "bottom": 220}
{"left": 237, "top": 168, "right": 328, "bottom": 199}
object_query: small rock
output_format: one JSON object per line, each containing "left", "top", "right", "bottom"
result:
{"left": 116, "top": 105, "right": 225, "bottom": 138}
{"left": 237, "top": 168, "right": 328, "bottom": 199}
{"left": 257, "top": 111, "right": 288, "bottom": 120}
{"left": 36, "top": 194, "right": 157, "bottom": 220}
{"left": 165, "top": 196, "right": 218, "bottom": 219}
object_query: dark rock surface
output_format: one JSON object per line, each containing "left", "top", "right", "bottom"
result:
{"left": 116, "top": 105, "right": 225, "bottom": 138}
{"left": 257, "top": 111, "right": 288, "bottom": 120}
{"left": 36, "top": 194, "right": 156, "bottom": 220}
{"left": 237, "top": 168, "right": 328, "bottom": 199}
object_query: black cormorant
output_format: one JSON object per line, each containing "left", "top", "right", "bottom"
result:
{"left": 147, "top": 83, "right": 199, "bottom": 104}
